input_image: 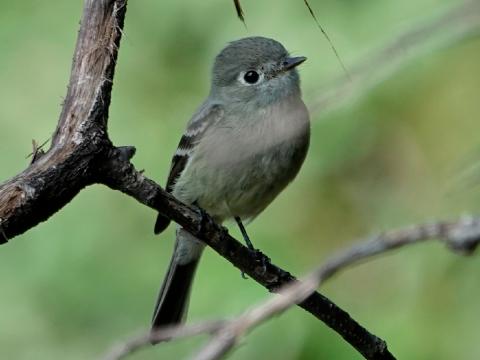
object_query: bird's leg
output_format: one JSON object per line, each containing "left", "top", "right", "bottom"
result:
{"left": 234, "top": 216, "right": 270, "bottom": 278}
{"left": 234, "top": 216, "right": 255, "bottom": 250}
{"left": 234, "top": 216, "right": 253, "bottom": 279}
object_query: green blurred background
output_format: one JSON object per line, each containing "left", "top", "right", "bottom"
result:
{"left": 1, "top": 0, "right": 479, "bottom": 359}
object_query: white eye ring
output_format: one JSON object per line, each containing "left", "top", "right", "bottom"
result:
{"left": 238, "top": 70, "right": 264, "bottom": 85}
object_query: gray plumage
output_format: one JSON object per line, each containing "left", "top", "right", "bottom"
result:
{"left": 152, "top": 36, "right": 310, "bottom": 328}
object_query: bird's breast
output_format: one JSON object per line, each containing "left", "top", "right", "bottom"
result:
{"left": 175, "top": 95, "right": 310, "bottom": 221}
{"left": 204, "top": 94, "right": 309, "bottom": 163}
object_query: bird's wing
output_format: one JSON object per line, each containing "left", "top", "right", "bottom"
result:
{"left": 165, "top": 103, "right": 224, "bottom": 193}
{"left": 154, "top": 103, "right": 224, "bottom": 234}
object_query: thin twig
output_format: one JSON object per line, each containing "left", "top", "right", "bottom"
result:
{"left": 191, "top": 274, "right": 320, "bottom": 360}
{"left": 232, "top": 0, "right": 246, "bottom": 26}
{"left": 105, "top": 216, "right": 480, "bottom": 360}
{"left": 101, "top": 152, "right": 394, "bottom": 359}
{"left": 26, "top": 138, "right": 49, "bottom": 161}
{"left": 103, "top": 321, "right": 227, "bottom": 360}
{"left": 192, "top": 216, "right": 480, "bottom": 360}
{"left": 314, "top": 216, "right": 480, "bottom": 283}
{"left": 303, "top": 0, "right": 350, "bottom": 79}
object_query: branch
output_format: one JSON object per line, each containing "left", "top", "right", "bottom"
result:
{"left": 302, "top": 0, "right": 350, "bottom": 78}
{"left": 0, "top": 0, "right": 127, "bottom": 242}
{"left": 104, "top": 216, "right": 480, "bottom": 360}
{"left": 99, "top": 150, "right": 394, "bottom": 359}
{"left": 193, "top": 216, "right": 480, "bottom": 360}
{"left": 104, "top": 321, "right": 227, "bottom": 360}
{"left": 313, "top": 217, "right": 480, "bottom": 283}
{"left": 194, "top": 220, "right": 480, "bottom": 360}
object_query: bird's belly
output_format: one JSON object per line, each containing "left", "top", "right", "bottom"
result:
{"left": 173, "top": 95, "right": 310, "bottom": 222}
{"left": 176, "top": 134, "right": 309, "bottom": 222}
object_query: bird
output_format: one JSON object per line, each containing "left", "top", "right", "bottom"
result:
{"left": 151, "top": 36, "right": 310, "bottom": 329}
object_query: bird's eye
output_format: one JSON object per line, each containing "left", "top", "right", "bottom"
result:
{"left": 243, "top": 70, "right": 260, "bottom": 84}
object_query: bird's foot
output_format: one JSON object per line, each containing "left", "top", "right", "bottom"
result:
{"left": 193, "top": 201, "right": 214, "bottom": 235}
{"left": 253, "top": 248, "right": 270, "bottom": 275}
{"left": 241, "top": 248, "right": 270, "bottom": 279}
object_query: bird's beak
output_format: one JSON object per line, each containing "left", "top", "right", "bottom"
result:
{"left": 282, "top": 56, "right": 307, "bottom": 71}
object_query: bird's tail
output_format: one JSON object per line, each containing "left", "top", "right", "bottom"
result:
{"left": 151, "top": 228, "right": 204, "bottom": 329}
{"left": 154, "top": 214, "right": 170, "bottom": 234}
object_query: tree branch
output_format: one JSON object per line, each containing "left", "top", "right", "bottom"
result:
{"left": 313, "top": 217, "right": 480, "bottom": 284}
{"left": 0, "top": 0, "right": 127, "bottom": 243}
{"left": 192, "top": 217, "right": 480, "bottom": 360}
{"left": 99, "top": 152, "right": 395, "bottom": 359}
{"left": 104, "top": 321, "right": 228, "bottom": 360}
{"left": 104, "top": 216, "right": 480, "bottom": 360}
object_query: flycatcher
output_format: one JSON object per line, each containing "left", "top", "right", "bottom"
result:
{"left": 152, "top": 36, "right": 310, "bottom": 329}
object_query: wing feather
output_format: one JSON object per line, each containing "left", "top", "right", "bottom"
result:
{"left": 154, "top": 103, "right": 224, "bottom": 234}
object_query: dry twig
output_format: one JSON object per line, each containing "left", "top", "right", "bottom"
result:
{"left": 104, "top": 321, "right": 227, "bottom": 360}
{"left": 104, "top": 216, "right": 480, "bottom": 360}
{"left": 302, "top": 0, "right": 350, "bottom": 78}
{"left": 232, "top": 0, "right": 245, "bottom": 25}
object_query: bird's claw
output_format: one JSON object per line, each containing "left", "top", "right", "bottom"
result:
{"left": 253, "top": 249, "right": 270, "bottom": 274}
{"left": 193, "top": 201, "right": 213, "bottom": 234}
{"left": 239, "top": 248, "right": 270, "bottom": 279}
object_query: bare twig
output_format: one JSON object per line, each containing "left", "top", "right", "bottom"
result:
{"left": 191, "top": 274, "right": 320, "bottom": 360}
{"left": 102, "top": 273, "right": 351, "bottom": 360}
{"left": 193, "top": 216, "right": 480, "bottom": 360}
{"left": 104, "top": 321, "right": 227, "bottom": 360}
{"left": 100, "top": 148, "right": 394, "bottom": 359}
{"left": 310, "top": 0, "right": 480, "bottom": 115}
{"left": 303, "top": 0, "right": 350, "bottom": 79}
{"left": 232, "top": 0, "right": 245, "bottom": 25}
{"left": 314, "top": 216, "right": 480, "bottom": 283}
{"left": 26, "top": 138, "right": 49, "bottom": 163}
{"left": 0, "top": 0, "right": 127, "bottom": 242}
{"left": 105, "top": 216, "right": 480, "bottom": 360}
